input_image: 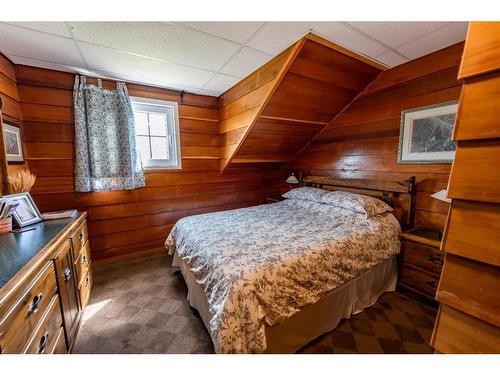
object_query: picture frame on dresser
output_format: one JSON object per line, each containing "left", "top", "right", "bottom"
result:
{"left": 0, "top": 193, "right": 42, "bottom": 227}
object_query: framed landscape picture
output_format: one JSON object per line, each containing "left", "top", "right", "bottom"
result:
{"left": 2, "top": 123, "right": 25, "bottom": 163}
{"left": 398, "top": 101, "right": 458, "bottom": 164}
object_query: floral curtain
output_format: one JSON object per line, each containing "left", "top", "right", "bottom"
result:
{"left": 73, "top": 76, "right": 145, "bottom": 192}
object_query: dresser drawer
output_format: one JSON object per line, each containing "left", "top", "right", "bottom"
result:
{"left": 23, "top": 294, "right": 63, "bottom": 354}
{"left": 75, "top": 240, "right": 91, "bottom": 285}
{"left": 51, "top": 327, "right": 67, "bottom": 354}
{"left": 402, "top": 240, "right": 444, "bottom": 274}
{"left": 432, "top": 305, "right": 500, "bottom": 353}
{"left": 78, "top": 266, "right": 93, "bottom": 309}
{"left": 0, "top": 263, "right": 57, "bottom": 354}
{"left": 71, "top": 221, "right": 88, "bottom": 261}
{"left": 400, "top": 265, "right": 439, "bottom": 299}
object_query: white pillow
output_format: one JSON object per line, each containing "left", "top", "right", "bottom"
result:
{"left": 282, "top": 187, "right": 328, "bottom": 203}
{"left": 321, "top": 190, "right": 393, "bottom": 218}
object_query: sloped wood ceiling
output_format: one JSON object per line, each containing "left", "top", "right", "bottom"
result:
{"left": 219, "top": 33, "right": 386, "bottom": 171}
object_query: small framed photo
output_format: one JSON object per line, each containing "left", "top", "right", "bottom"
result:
{"left": 398, "top": 101, "right": 458, "bottom": 164}
{"left": 1, "top": 193, "right": 42, "bottom": 227}
{"left": 2, "top": 123, "right": 25, "bottom": 163}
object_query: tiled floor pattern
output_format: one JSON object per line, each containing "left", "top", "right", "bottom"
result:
{"left": 73, "top": 253, "right": 436, "bottom": 354}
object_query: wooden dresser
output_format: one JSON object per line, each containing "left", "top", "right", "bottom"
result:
{"left": 431, "top": 22, "right": 500, "bottom": 353}
{"left": 0, "top": 212, "right": 92, "bottom": 354}
{"left": 398, "top": 228, "right": 443, "bottom": 305}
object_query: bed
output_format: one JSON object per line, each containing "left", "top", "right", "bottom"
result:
{"left": 165, "top": 176, "right": 416, "bottom": 353}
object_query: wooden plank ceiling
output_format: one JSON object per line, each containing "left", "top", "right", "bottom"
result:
{"left": 219, "top": 33, "right": 386, "bottom": 171}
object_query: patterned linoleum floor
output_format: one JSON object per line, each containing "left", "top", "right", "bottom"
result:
{"left": 73, "top": 252, "right": 437, "bottom": 354}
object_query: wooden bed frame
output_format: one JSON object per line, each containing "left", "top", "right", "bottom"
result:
{"left": 302, "top": 175, "right": 416, "bottom": 230}
{"left": 174, "top": 175, "right": 418, "bottom": 353}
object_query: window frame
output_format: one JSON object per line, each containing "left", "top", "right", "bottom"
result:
{"left": 131, "top": 96, "right": 182, "bottom": 170}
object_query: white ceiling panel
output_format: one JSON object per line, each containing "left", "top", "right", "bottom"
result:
{"left": 6, "top": 22, "right": 73, "bottom": 37}
{"left": 220, "top": 47, "right": 271, "bottom": 77}
{"left": 348, "top": 21, "right": 450, "bottom": 48}
{"left": 69, "top": 22, "right": 240, "bottom": 72}
{"left": 0, "top": 23, "right": 84, "bottom": 67}
{"left": 0, "top": 22, "right": 469, "bottom": 97}
{"left": 396, "top": 22, "right": 468, "bottom": 59}
{"left": 246, "top": 22, "right": 313, "bottom": 55}
{"left": 6, "top": 54, "right": 92, "bottom": 75}
{"left": 374, "top": 50, "right": 409, "bottom": 67}
{"left": 78, "top": 41, "right": 214, "bottom": 91}
{"left": 311, "top": 22, "right": 388, "bottom": 57}
{"left": 176, "top": 21, "right": 265, "bottom": 44}
{"left": 203, "top": 73, "right": 241, "bottom": 93}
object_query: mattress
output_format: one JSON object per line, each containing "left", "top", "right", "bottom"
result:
{"left": 165, "top": 198, "right": 401, "bottom": 353}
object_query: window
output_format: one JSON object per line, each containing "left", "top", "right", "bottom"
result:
{"left": 131, "top": 97, "right": 181, "bottom": 169}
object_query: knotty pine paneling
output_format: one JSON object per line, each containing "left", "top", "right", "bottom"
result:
{"left": 292, "top": 43, "right": 465, "bottom": 232}
{"left": 17, "top": 65, "right": 281, "bottom": 262}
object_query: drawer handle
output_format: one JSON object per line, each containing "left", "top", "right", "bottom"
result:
{"left": 79, "top": 233, "right": 84, "bottom": 241}
{"left": 427, "top": 255, "right": 443, "bottom": 266}
{"left": 63, "top": 267, "right": 72, "bottom": 281}
{"left": 27, "top": 293, "right": 43, "bottom": 315}
{"left": 425, "top": 280, "right": 438, "bottom": 289}
{"left": 85, "top": 274, "right": 90, "bottom": 287}
{"left": 38, "top": 332, "right": 49, "bottom": 354}
{"left": 82, "top": 255, "right": 87, "bottom": 265}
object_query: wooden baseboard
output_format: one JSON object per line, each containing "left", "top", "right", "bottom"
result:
{"left": 93, "top": 247, "right": 167, "bottom": 266}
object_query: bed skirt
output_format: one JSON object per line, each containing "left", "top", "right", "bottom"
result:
{"left": 172, "top": 253, "right": 397, "bottom": 353}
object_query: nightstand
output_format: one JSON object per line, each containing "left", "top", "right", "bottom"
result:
{"left": 263, "top": 196, "right": 284, "bottom": 204}
{"left": 398, "top": 228, "right": 444, "bottom": 306}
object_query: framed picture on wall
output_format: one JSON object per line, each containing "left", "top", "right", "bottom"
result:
{"left": 398, "top": 101, "right": 458, "bottom": 164}
{"left": 2, "top": 123, "right": 25, "bottom": 163}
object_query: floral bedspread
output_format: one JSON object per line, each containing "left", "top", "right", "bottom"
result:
{"left": 165, "top": 199, "right": 401, "bottom": 353}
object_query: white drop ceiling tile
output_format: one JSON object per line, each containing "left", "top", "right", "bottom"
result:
{"left": 348, "top": 22, "right": 449, "bottom": 48}
{"left": 6, "top": 55, "right": 90, "bottom": 75}
{"left": 69, "top": 22, "right": 240, "bottom": 71}
{"left": 5, "top": 21, "right": 72, "bottom": 37}
{"left": 396, "top": 22, "right": 468, "bottom": 59}
{"left": 311, "top": 22, "right": 388, "bottom": 57}
{"left": 177, "top": 22, "right": 265, "bottom": 44}
{"left": 374, "top": 51, "right": 409, "bottom": 67}
{"left": 78, "top": 42, "right": 213, "bottom": 91}
{"left": 203, "top": 73, "right": 241, "bottom": 93}
{"left": 246, "top": 22, "right": 314, "bottom": 55}
{"left": 0, "top": 23, "right": 84, "bottom": 66}
{"left": 220, "top": 47, "right": 271, "bottom": 77}
{"left": 196, "top": 88, "right": 221, "bottom": 97}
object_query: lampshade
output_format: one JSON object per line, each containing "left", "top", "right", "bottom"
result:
{"left": 430, "top": 189, "right": 451, "bottom": 203}
{"left": 286, "top": 173, "right": 299, "bottom": 184}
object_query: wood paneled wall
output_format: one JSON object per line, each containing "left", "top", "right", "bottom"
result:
{"left": 219, "top": 33, "right": 385, "bottom": 171}
{"left": 292, "top": 43, "right": 465, "bottom": 232}
{"left": 432, "top": 22, "right": 500, "bottom": 353}
{"left": 0, "top": 53, "right": 28, "bottom": 177}
{"left": 219, "top": 45, "right": 295, "bottom": 168}
{"left": 16, "top": 65, "right": 282, "bottom": 262}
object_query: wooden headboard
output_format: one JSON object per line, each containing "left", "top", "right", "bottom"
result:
{"left": 302, "top": 175, "right": 416, "bottom": 230}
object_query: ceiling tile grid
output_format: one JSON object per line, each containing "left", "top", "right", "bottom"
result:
{"left": 0, "top": 21, "right": 468, "bottom": 96}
